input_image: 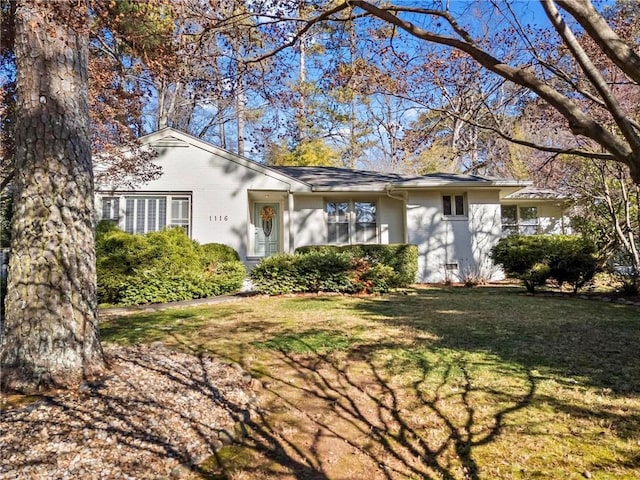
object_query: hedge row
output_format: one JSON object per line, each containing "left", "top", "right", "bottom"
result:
{"left": 294, "top": 244, "right": 418, "bottom": 287}
{"left": 96, "top": 222, "right": 245, "bottom": 305}
{"left": 490, "top": 235, "right": 598, "bottom": 293}
{"left": 250, "top": 244, "right": 418, "bottom": 295}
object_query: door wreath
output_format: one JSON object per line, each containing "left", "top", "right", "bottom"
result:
{"left": 260, "top": 206, "right": 275, "bottom": 237}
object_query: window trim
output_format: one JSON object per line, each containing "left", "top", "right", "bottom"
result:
{"left": 442, "top": 193, "right": 467, "bottom": 218}
{"left": 325, "top": 199, "right": 379, "bottom": 245}
{"left": 501, "top": 204, "right": 540, "bottom": 236}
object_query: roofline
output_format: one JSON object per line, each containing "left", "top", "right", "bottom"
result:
{"left": 388, "top": 179, "right": 533, "bottom": 189}
{"left": 139, "top": 127, "right": 312, "bottom": 192}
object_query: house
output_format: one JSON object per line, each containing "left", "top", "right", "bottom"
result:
{"left": 96, "top": 127, "right": 569, "bottom": 283}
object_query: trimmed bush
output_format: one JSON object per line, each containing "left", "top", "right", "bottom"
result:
{"left": 251, "top": 245, "right": 416, "bottom": 295}
{"left": 546, "top": 236, "right": 598, "bottom": 293}
{"left": 249, "top": 254, "right": 302, "bottom": 295}
{"left": 491, "top": 235, "right": 598, "bottom": 293}
{"left": 296, "top": 251, "right": 354, "bottom": 293}
{"left": 96, "top": 226, "right": 245, "bottom": 305}
{"left": 200, "top": 242, "right": 241, "bottom": 263}
{"left": 295, "top": 244, "right": 418, "bottom": 287}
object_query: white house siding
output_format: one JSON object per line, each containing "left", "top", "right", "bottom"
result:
{"left": 101, "top": 137, "right": 293, "bottom": 259}
{"left": 406, "top": 189, "right": 503, "bottom": 283}
{"left": 467, "top": 190, "right": 503, "bottom": 281}
{"left": 291, "top": 195, "right": 326, "bottom": 247}
{"left": 537, "top": 204, "right": 568, "bottom": 234}
{"left": 290, "top": 194, "right": 405, "bottom": 249}
{"left": 377, "top": 196, "right": 404, "bottom": 244}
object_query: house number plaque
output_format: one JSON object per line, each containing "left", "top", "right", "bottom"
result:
{"left": 210, "top": 216, "right": 229, "bottom": 221}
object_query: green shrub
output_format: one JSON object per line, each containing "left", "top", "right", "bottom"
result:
{"left": 251, "top": 247, "right": 405, "bottom": 295}
{"left": 296, "top": 251, "right": 354, "bottom": 293}
{"left": 200, "top": 242, "right": 241, "bottom": 264}
{"left": 95, "top": 226, "right": 245, "bottom": 305}
{"left": 206, "top": 260, "right": 247, "bottom": 295}
{"left": 547, "top": 236, "right": 598, "bottom": 293}
{"left": 491, "top": 236, "right": 552, "bottom": 293}
{"left": 349, "top": 258, "right": 396, "bottom": 294}
{"left": 295, "top": 243, "right": 418, "bottom": 287}
{"left": 250, "top": 254, "right": 301, "bottom": 295}
{"left": 491, "top": 235, "right": 598, "bottom": 293}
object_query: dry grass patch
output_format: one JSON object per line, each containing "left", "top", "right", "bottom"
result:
{"left": 96, "top": 286, "right": 640, "bottom": 479}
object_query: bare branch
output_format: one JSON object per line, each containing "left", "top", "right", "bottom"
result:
{"left": 541, "top": 0, "right": 640, "bottom": 150}
{"left": 556, "top": 0, "right": 640, "bottom": 86}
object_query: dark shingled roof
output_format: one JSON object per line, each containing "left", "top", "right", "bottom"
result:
{"left": 503, "top": 186, "right": 569, "bottom": 200}
{"left": 270, "top": 166, "right": 525, "bottom": 190}
{"left": 269, "top": 166, "right": 406, "bottom": 189}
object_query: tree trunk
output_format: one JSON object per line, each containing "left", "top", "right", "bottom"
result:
{"left": 1, "top": 0, "right": 105, "bottom": 392}
{"left": 236, "top": 71, "right": 246, "bottom": 156}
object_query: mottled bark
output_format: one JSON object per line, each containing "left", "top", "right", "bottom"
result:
{"left": 0, "top": 0, "right": 105, "bottom": 392}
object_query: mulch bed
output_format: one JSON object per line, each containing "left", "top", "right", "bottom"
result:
{"left": 0, "top": 344, "right": 257, "bottom": 479}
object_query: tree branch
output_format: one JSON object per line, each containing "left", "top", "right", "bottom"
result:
{"left": 541, "top": 0, "right": 640, "bottom": 151}
{"left": 556, "top": 0, "right": 640, "bottom": 86}
{"left": 344, "top": 0, "right": 634, "bottom": 166}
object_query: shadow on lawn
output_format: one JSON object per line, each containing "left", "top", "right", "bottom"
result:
{"left": 351, "top": 286, "right": 640, "bottom": 395}
{"left": 82, "top": 288, "right": 640, "bottom": 479}
{"left": 236, "top": 346, "right": 536, "bottom": 480}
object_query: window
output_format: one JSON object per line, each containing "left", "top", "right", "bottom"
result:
{"left": 501, "top": 205, "right": 539, "bottom": 235}
{"left": 443, "top": 194, "right": 466, "bottom": 216}
{"left": 519, "top": 206, "right": 539, "bottom": 235}
{"left": 125, "top": 196, "right": 167, "bottom": 234}
{"left": 101, "top": 197, "right": 119, "bottom": 221}
{"left": 355, "top": 202, "right": 377, "bottom": 243}
{"left": 326, "top": 200, "right": 377, "bottom": 244}
{"left": 170, "top": 197, "right": 190, "bottom": 235}
{"left": 327, "top": 201, "right": 349, "bottom": 244}
{"left": 501, "top": 205, "right": 518, "bottom": 236}
{"left": 99, "top": 194, "right": 191, "bottom": 236}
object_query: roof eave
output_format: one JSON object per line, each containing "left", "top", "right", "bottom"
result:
{"left": 389, "top": 180, "right": 532, "bottom": 189}
{"left": 310, "top": 185, "right": 389, "bottom": 192}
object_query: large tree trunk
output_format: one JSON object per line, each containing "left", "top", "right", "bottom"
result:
{"left": 0, "top": 0, "right": 105, "bottom": 392}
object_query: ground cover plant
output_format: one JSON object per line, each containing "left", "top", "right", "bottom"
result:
{"left": 96, "top": 286, "right": 640, "bottom": 480}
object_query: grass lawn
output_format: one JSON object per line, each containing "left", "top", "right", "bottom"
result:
{"left": 101, "top": 286, "right": 640, "bottom": 480}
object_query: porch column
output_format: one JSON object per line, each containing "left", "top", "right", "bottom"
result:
{"left": 288, "top": 192, "right": 295, "bottom": 253}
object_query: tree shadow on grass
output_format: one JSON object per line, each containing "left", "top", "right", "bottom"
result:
{"left": 350, "top": 286, "right": 640, "bottom": 395}
{"left": 229, "top": 341, "right": 535, "bottom": 480}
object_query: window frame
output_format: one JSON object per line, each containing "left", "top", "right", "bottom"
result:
{"left": 500, "top": 204, "right": 540, "bottom": 236}
{"left": 101, "top": 196, "right": 120, "bottom": 222}
{"left": 442, "top": 193, "right": 467, "bottom": 218}
{"left": 325, "top": 199, "right": 378, "bottom": 245}
{"left": 169, "top": 196, "right": 191, "bottom": 236}
{"left": 99, "top": 193, "right": 192, "bottom": 237}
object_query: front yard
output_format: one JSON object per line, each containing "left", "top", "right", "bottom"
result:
{"left": 3, "top": 286, "right": 639, "bottom": 479}
{"left": 99, "top": 286, "right": 640, "bottom": 479}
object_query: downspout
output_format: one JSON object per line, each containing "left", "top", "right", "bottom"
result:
{"left": 385, "top": 185, "right": 408, "bottom": 243}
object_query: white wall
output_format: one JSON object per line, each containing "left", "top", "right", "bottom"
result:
{"left": 538, "top": 204, "right": 569, "bottom": 234}
{"left": 291, "top": 195, "right": 326, "bottom": 248}
{"left": 105, "top": 139, "right": 294, "bottom": 259}
{"left": 290, "top": 194, "right": 405, "bottom": 249}
{"left": 407, "top": 189, "right": 503, "bottom": 283}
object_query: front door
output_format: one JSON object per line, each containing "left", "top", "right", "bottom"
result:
{"left": 255, "top": 203, "right": 279, "bottom": 257}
